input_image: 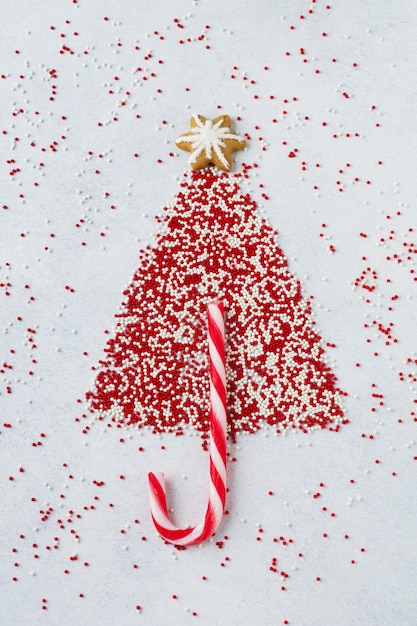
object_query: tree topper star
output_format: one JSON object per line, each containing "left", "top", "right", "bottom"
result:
{"left": 175, "top": 114, "right": 246, "bottom": 172}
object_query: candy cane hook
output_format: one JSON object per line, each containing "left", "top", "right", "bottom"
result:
{"left": 148, "top": 302, "right": 227, "bottom": 546}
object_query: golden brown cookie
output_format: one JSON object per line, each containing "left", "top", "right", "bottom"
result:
{"left": 175, "top": 114, "right": 246, "bottom": 172}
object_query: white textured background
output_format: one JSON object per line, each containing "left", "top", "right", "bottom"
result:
{"left": 1, "top": 1, "right": 416, "bottom": 624}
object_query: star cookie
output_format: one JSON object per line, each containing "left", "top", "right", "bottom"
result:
{"left": 175, "top": 114, "right": 246, "bottom": 172}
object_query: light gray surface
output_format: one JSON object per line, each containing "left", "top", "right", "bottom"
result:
{"left": 1, "top": 1, "right": 416, "bottom": 624}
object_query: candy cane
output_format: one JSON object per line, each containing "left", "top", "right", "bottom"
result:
{"left": 148, "top": 302, "right": 227, "bottom": 546}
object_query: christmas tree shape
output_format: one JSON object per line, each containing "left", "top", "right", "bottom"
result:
{"left": 86, "top": 116, "right": 347, "bottom": 441}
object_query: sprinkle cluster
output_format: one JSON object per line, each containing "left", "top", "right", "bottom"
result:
{"left": 86, "top": 167, "right": 346, "bottom": 438}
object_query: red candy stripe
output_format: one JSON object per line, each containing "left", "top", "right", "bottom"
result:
{"left": 148, "top": 302, "right": 227, "bottom": 546}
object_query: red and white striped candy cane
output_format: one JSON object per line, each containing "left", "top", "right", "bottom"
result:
{"left": 148, "top": 301, "right": 227, "bottom": 546}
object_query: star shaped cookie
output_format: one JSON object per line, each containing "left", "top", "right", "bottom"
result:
{"left": 175, "top": 114, "right": 246, "bottom": 172}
